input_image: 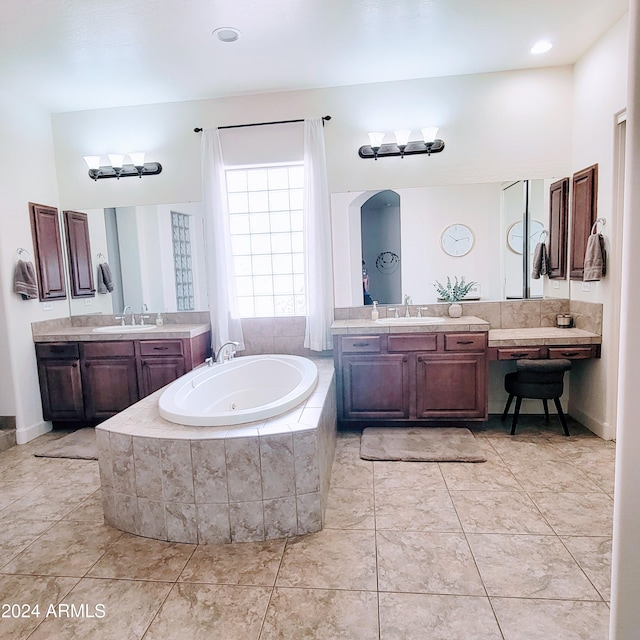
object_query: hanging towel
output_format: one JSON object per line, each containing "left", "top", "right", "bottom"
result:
{"left": 97, "top": 262, "right": 114, "bottom": 293}
{"left": 583, "top": 233, "right": 606, "bottom": 281}
{"left": 531, "top": 242, "right": 549, "bottom": 279}
{"left": 13, "top": 259, "right": 38, "bottom": 299}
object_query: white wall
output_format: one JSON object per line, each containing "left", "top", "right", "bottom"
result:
{"left": 567, "top": 14, "right": 629, "bottom": 438}
{"left": 0, "top": 89, "right": 64, "bottom": 443}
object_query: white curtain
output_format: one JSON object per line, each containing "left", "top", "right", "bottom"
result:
{"left": 201, "top": 128, "right": 244, "bottom": 352}
{"left": 303, "top": 118, "right": 334, "bottom": 352}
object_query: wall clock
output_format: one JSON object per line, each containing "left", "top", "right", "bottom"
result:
{"left": 507, "top": 219, "right": 545, "bottom": 254}
{"left": 440, "top": 224, "right": 474, "bottom": 257}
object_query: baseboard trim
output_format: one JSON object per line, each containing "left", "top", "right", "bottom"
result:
{"left": 569, "top": 408, "right": 615, "bottom": 441}
{"left": 16, "top": 420, "right": 51, "bottom": 445}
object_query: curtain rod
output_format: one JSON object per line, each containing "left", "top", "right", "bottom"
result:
{"left": 193, "top": 115, "right": 331, "bottom": 133}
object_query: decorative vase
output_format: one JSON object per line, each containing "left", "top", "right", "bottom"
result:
{"left": 448, "top": 303, "right": 463, "bottom": 318}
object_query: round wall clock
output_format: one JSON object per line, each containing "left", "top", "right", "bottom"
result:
{"left": 507, "top": 219, "right": 545, "bottom": 254}
{"left": 440, "top": 224, "right": 474, "bottom": 257}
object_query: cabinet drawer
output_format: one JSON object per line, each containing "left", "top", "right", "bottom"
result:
{"left": 36, "top": 342, "right": 79, "bottom": 359}
{"left": 388, "top": 334, "right": 437, "bottom": 352}
{"left": 548, "top": 346, "right": 595, "bottom": 360}
{"left": 139, "top": 340, "right": 184, "bottom": 356}
{"left": 444, "top": 333, "right": 487, "bottom": 351}
{"left": 82, "top": 341, "right": 135, "bottom": 358}
{"left": 497, "top": 347, "right": 542, "bottom": 360}
{"left": 340, "top": 336, "right": 381, "bottom": 353}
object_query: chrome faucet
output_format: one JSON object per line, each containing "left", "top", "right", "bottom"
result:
{"left": 417, "top": 306, "right": 430, "bottom": 318}
{"left": 139, "top": 303, "right": 150, "bottom": 325}
{"left": 212, "top": 340, "right": 240, "bottom": 365}
{"left": 123, "top": 305, "right": 135, "bottom": 325}
{"left": 403, "top": 295, "right": 412, "bottom": 317}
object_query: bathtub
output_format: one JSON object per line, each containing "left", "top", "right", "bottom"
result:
{"left": 158, "top": 354, "right": 319, "bottom": 426}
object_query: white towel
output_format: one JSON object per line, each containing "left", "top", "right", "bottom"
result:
{"left": 583, "top": 233, "right": 606, "bottom": 281}
{"left": 13, "top": 259, "right": 38, "bottom": 299}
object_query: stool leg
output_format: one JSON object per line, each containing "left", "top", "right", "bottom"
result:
{"left": 542, "top": 399, "right": 550, "bottom": 424}
{"left": 510, "top": 396, "right": 523, "bottom": 435}
{"left": 553, "top": 397, "right": 570, "bottom": 436}
{"left": 502, "top": 394, "right": 514, "bottom": 422}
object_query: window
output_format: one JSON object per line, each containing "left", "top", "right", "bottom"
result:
{"left": 226, "top": 164, "right": 306, "bottom": 317}
{"left": 171, "top": 211, "right": 195, "bottom": 310}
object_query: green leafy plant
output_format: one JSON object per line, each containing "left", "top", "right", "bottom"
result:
{"left": 433, "top": 276, "right": 477, "bottom": 302}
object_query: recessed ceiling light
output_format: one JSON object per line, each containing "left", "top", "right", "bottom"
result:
{"left": 212, "top": 27, "right": 241, "bottom": 43}
{"left": 530, "top": 40, "right": 553, "bottom": 55}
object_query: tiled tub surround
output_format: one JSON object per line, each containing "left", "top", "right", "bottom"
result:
{"left": 96, "top": 357, "right": 336, "bottom": 544}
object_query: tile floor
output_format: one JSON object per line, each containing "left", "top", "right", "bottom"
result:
{"left": 0, "top": 416, "right": 614, "bottom": 639}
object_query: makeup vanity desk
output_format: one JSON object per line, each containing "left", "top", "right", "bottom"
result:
{"left": 487, "top": 327, "right": 601, "bottom": 360}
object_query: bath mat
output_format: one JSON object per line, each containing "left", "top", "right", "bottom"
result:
{"left": 360, "top": 427, "right": 486, "bottom": 463}
{"left": 34, "top": 428, "right": 98, "bottom": 460}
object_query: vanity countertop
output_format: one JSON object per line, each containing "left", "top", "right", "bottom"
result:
{"left": 331, "top": 315, "right": 490, "bottom": 334}
{"left": 32, "top": 323, "right": 211, "bottom": 343}
{"left": 488, "top": 327, "right": 601, "bottom": 347}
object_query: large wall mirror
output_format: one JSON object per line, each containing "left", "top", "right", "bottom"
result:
{"left": 63, "top": 177, "right": 558, "bottom": 316}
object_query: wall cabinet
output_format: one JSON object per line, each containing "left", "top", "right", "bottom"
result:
{"left": 334, "top": 332, "right": 488, "bottom": 425}
{"left": 36, "top": 333, "right": 209, "bottom": 425}
{"left": 29, "top": 202, "right": 67, "bottom": 301}
{"left": 570, "top": 164, "right": 598, "bottom": 280}
{"left": 64, "top": 210, "right": 96, "bottom": 298}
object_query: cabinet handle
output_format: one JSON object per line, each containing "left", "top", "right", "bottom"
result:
{"left": 403, "top": 357, "right": 408, "bottom": 363}
{"left": 153, "top": 346, "right": 169, "bottom": 351}
{"left": 560, "top": 352, "right": 580, "bottom": 357}
{"left": 352, "top": 343, "right": 370, "bottom": 347}
{"left": 72, "top": 363, "right": 78, "bottom": 368}
{"left": 510, "top": 353, "right": 529, "bottom": 358}
{"left": 457, "top": 340, "right": 475, "bottom": 345}
{"left": 85, "top": 362, "right": 90, "bottom": 367}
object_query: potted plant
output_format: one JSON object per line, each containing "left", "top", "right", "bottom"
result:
{"left": 433, "top": 276, "right": 477, "bottom": 317}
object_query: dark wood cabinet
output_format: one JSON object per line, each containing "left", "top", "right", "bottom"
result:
{"left": 29, "top": 202, "right": 67, "bottom": 301}
{"left": 334, "top": 331, "right": 488, "bottom": 425}
{"left": 64, "top": 210, "right": 95, "bottom": 298}
{"left": 548, "top": 178, "right": 569, "bottom": 279}
{"left": 570, "top": 165, "right": 598, "bottom": 280}
{"left": 35, "top": 333, "right": 210, "bottom": 426}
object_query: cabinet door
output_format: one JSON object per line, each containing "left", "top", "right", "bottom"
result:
{"left": 29, "top": 202, "right": 67, "bottom": 300}
{"left": 37, "top": 358, "right": 84, "bottom": 421}
{"left": 64, "top": 210, "right": 95, "bottom": 298}
{"left": 82, "top": 358, "right": 139, "bottom": 420}
{"left": 548, "top": 178, "right": 569, "bottom": 279}
{"left": 570, "top": 165, "right": 598, "bottom": 280}
{"left": 342, "top": 354, "right": 410, "bottom": 420}
{"left": 139, "top": 356, "right": 186, "bottom": 396}
{"left": 416, "top": 353, "right": 487, "bottom": 419}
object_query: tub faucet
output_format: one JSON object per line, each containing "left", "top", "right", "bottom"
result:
{"left": 213, "top": 341, "right": 240, "bottom": 365}
{"left": 404, "top": 295, "right": 412, "bottom": 317}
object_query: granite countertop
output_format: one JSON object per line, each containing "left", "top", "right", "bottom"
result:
{"left": 331, "top": 315, "right": 491, "bottom": 334}
{"left": 488, "top": 327, "right": 601, "bottom": 347}
{"left": 32, "top": 323, "right": 211, "bottom": 343}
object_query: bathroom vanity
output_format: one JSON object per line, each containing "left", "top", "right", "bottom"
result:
{"left": 33, "top": 321, "right": 210, "bottom": 425}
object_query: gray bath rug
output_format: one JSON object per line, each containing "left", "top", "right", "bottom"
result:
{"left": 34, "top": 428, "right": 98, "bottom": 460}
{"left": 360, "top": 427, "right": 486, "bottom": 462}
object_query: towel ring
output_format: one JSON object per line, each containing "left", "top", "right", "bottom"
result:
{"left": 17, "top": 247, "right": 31, "bottom": 260}
{"left": 591, "top": 218, "right": 606, "bottom": 234}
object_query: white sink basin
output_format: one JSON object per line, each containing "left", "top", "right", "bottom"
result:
{"left": 375, "top": 317, "right": 444, "bottom": 325}
{"left": 92, "top": 324, "right": 156, "bottom": 333}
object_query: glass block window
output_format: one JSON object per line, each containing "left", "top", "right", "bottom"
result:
{"left": 171, "top": 211, "right": 195, "bottom": 311}
{"left": 226, "top": 164, "right": 306, "bottom": 317}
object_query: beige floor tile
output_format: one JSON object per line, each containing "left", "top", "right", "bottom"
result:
{"left": 467, "top": 533, "right": 603, "bottom": 600}
{"left": 489, "top": 438, "right": 567, "bottom": 463}
{"left": 261, "top": 587, "right": 379, "bottom": 639}
{"left": 0, "top": 455, "right": 79, "bottom": 484}
{"left": 379, "top": 592, "right": 503, "bottom": 639}
{"left": 375, "top": 488, "right": 461, "bottom": 531}
{"left": 529, "top": 492, "right": 613, "bottom": 536}
{"left": 562, "top": 536, "right": 612, "bottom": 601}
{"left": 324, "top": 486, "right": 375, "bottom": 529}
{"left": 0, "top": 517, "right": 55, "bottom": 569}
{"left": 277, "top": 529, "right": 377, "bottom": 591}
{"left": 87, "top": 533, "right": 195, "bottom": 581}
{"left": 144, "top": 583, "right": 271, "bottom": 640}
{"left": 491, "top": 597, "right": 611, "bottom": 640}
{"left": 439, "top": 459, "right": 522, "bottom": 491}
{"left": 329, "top": 452, "right": 374, "bottom": 489}
{"left": 376, "top": 530, "right": 485, "bottom": 595}
{"left": 63, "top": 489, "right": 106, "bottom": 523}
{"left": 451, "top": 490, "right": 554, "bottom": 534}
{"left": 0, "top": 574, "right": 79, "bottom": 639}
{"left": 0, "top": 480, "right": 41, "bottom": 509}
{"left": 373, "top": 460, "right": 447, "bottom": 491}
{"left": 1, "top": 520, "right": 122, "bottom": 577}
{"left": 27, "top": 576, "right": 172, "bottom": 640}
{"left": 506, "top": 459, "right": 603, "bottom": 492}
{"left": 179, "top": 539, "right": 286, "bottom": 586}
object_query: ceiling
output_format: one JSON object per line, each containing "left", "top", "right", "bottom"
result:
{"left": 0, "top": 0, "right": 628, "bottom": 114}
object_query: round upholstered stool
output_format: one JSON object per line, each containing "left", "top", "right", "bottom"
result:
{"left": 501, "top": 359, "right": 572, "bottom": 436}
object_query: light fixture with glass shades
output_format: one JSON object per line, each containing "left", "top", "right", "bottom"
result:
{"left": 83, "top": 153, "right": 163, "bottom": 180}
{"left": 359, "top": 127, "right": 445, "bottom": 159}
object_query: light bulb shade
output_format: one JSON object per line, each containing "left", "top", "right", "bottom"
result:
{"left": 421, "top": 127, "right": 439, "bottom": 143}
{"left": 367, "top": 132, "right": 386, "bottom": 149}
{"left": 128, "top": 152, "right": 146, "bottom": 167}
{"left": 107, "top": 153, "right": 125, "bottom": 169}
{"left": 394, "top": 129, "right": 412, "bottom": 148}
{"left": 83, "top": 155, "right": 102, "bottom": 170}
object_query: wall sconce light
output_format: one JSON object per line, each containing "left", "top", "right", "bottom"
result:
{"left": 358, "top": 127, "right": 445, "bottom": 159}
{"left": 83, "top": 153, "right": 163, "bottom": 180}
